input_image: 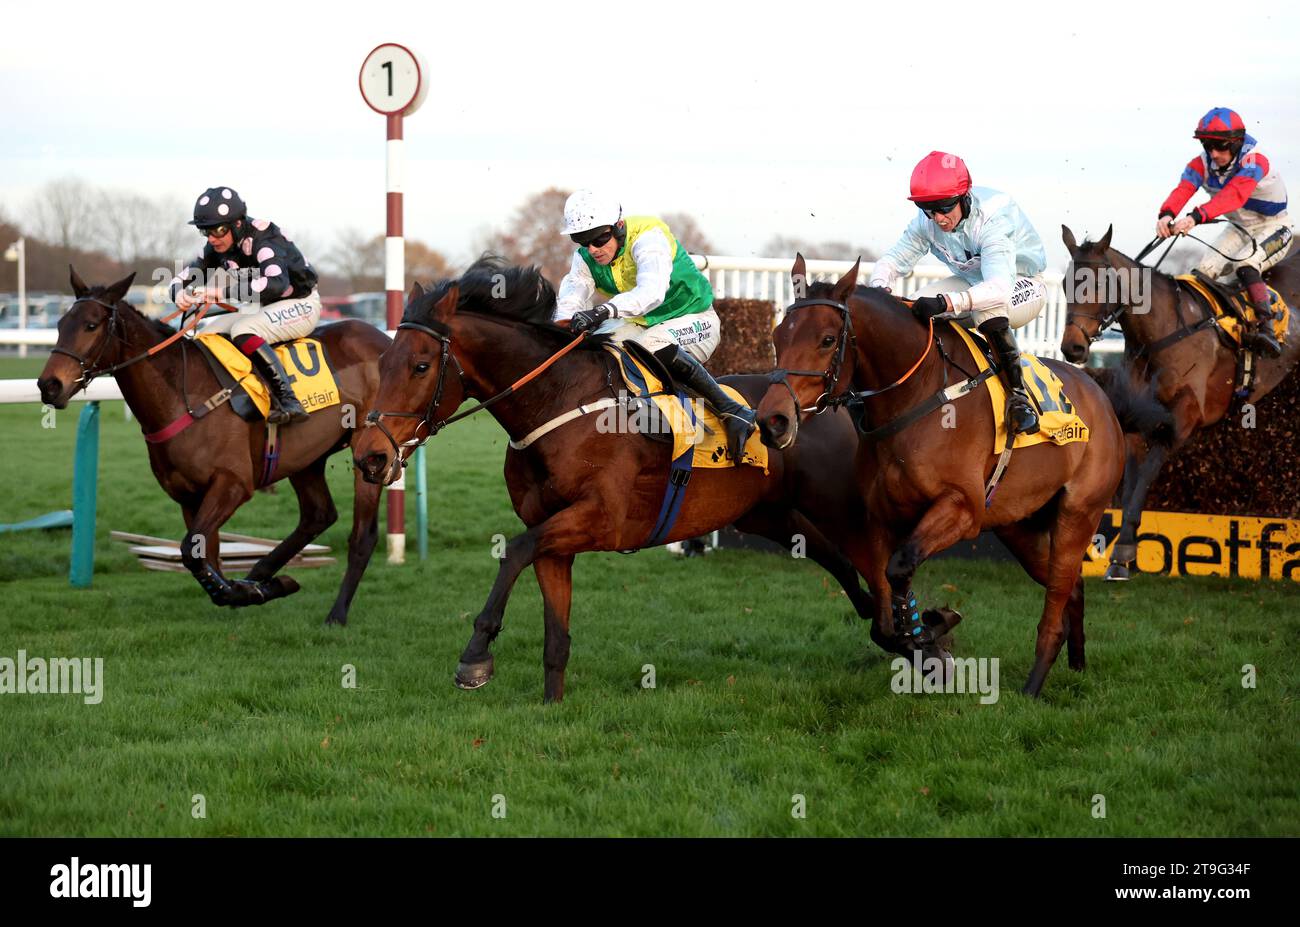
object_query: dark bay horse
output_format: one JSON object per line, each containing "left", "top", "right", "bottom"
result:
{"left": 1060, "top": 225, "right": 1300, "bottom": 579}
{"left": 755, "top": 256, "right": 1164, "bottom": 697}
{"left": 37, "top": 269, "right": 391, "bottom": 624}
{"left": 352, "top": 258, "right": 881, "bottom": 703}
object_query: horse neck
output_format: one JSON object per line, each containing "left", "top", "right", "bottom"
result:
{"left": 107, "top": 309, "right": 192, "bottom": 433}
{"left": 450, "top": 314, "right": 605, "bottom": 440}
{"left": 1112, "top": 254, "right": 1184, "bottom": 350}
{"left": 847, "top": 293, "right": 945, "bottom": 427}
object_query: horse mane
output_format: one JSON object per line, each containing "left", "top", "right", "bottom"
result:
{"left": 404, "top": 254, "right": 595, "bottom": 344}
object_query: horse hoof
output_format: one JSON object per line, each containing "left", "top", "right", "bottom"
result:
{"left": 455, "top": 658, "right": 494, "bottom": 690}
{"left": 1103, "top": 562, "right": 1130, "bottom": 582}
{"left": 324, "top": 612, "right": 348, "bottom": 627}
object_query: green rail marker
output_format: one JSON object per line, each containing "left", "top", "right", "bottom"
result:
{"left": 69, "top": 401, "right": 101, "bottom": 588}
{"left": 416, "top": 443, "right": 428, "bottom": 560}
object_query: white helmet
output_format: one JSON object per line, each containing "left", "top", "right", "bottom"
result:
{"left": 562, "top": 189, "right": 622, "bottom": 236}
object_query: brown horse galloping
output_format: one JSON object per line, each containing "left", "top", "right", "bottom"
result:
{"left": 1060, "top": 225, "right": 1300, "bottom": 579}
{"left": 756, "top": 256, "right": 1165, "bottom": 697}
{"left": 37, "top": 269, "right": 391, "bottom": 624}
{"left": 352, "top": 258, "right": 883, "bottom": 703}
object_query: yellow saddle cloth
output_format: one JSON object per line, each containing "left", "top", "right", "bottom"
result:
{"left": 949, "top": 325, "right": 1091, "bottom": 455}
{"left": 603, "top": 345, "right": 768, "bottom": 472}
{"left": 197, "top": 334, "right": 342, "bottom": 419}
{"left": 1175, "top": 275, "right": 1290, "bottom": 348}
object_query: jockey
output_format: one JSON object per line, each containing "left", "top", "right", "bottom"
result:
{"left": 1156, "top": 107, "right": 1292, "bottom": 359}
{"left": 169, "top": 186, "right": 321, "bottom": 424}
{"left": 869, "top": 151, "right": 1049, "bottom": 435}
{"left": 554, "top": 189, "right": 756, "bottom": 462}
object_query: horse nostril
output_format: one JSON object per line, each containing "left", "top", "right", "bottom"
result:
{"left": 767, "top": 414, "right": 789, "bottom": 435}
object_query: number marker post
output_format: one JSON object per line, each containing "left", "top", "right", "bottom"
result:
{"left": 359, "top": 43, "right": 428, "bottom": 564}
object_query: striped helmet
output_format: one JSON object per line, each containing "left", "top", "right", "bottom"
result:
{"left": 1193, "top": 107, "right": 1246, "bottom": 141}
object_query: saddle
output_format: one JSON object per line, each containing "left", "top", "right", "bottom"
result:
{"left": 1176, "top": 272, "right": 1289, "bottom": 352}
{"left": 193, "top": 333, "right": 342, "bottom": 423}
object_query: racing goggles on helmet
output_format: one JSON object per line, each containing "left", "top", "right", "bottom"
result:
{"left": 916, "top": 195, "right": 963, "bottom": 218}
{"left": 1200, "top": 138, "right": 1238, "bottom": 153}
{"left": 198, "top": 223, "right": 231, "bottom": 238}
{"left": 571, "top": 226, "right": 616, "bottom": 249}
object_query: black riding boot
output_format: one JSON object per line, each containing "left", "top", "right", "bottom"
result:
{"left": 655, "top": 345, "right": 756, "bottom": 462}
{"left": 979, "top": 318, "right": 1039, "bottom": 436}
{"left": 245, "top": 340, "right": 309, "bottom": 424}
{"left": 1237, "top": 266, "right": 1282, "bottom": 359}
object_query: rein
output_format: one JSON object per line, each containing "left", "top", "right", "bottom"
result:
{"left": 363, "top": 319, "right": 590, "bottom": 465}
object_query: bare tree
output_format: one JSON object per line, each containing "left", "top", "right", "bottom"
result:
{"left": 29, "top": 177, "right": 99, "bottom": 251}
{"left": 97, "top": 190, "right": 189, "bottom": 265}
{"left": 661, "top": 212, "right": 715, "bottom": 254}
{"left": 476, "top": 187, "right": 574, "bottom": 285}
{"left": 324, "top": 227, "right": 386, "bottom": 292}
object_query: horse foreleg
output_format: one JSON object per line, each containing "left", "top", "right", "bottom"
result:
{"left": 1107, "top": 442, "right": 1168, "bottom": 580}
{"left": 246, "top": 455, "right": 337, "bottom": 586}
{"left": 179, "top": 472, "right": 252, "bottom": 607}
{"left": 324, "top": 470, "right": 382, "bottom": 627}
{"left": 996, "top": 520, "right": 1086, "bottom": 671}
{"left": 885, "top": 491, "right": 977, "bottom": 648}
{"left": 1023, "top": 508, "right": 1098, "bottom": 696}
{"left": 534, "top": 554, "right": 576, "bottom": 703}
{"left": 455, "top": 500, "right": 605, "bottom": 695}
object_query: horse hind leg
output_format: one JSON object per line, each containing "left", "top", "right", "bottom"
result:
{"left": 995, "top": 519, "right": 1086, "bottom": 672}
{"left": 324, "top": 468, "right": 382, "bottom": 626}
{"left": 243, "top": 455, "right": 336, "bottom": 602}
{"left": 1022, "top": 506, "right": 1099, "bottom": 696}
{"left": 534, "top": 554, "right": 575, "bottom": 703}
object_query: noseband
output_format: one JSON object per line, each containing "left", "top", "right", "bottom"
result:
{"left": 363, "top": 320, "right": 465, "bottom": 465}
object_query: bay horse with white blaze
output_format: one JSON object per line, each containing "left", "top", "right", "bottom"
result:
{"left": 352, "top": 258, "right": 885, "bottom": 703}
{"left": 757, "top": 256, "right": 1167, "bottom": 697}
{"left": 38, "top": 269, "right": 390, "bottom": 624}
{"left": 1060, "top": 225, "right": 1300, "bottom": 579}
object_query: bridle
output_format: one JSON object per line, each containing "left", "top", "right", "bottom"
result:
{"left": 50, "top": 295, "right": 215, "bottom": 387}
{"left": 767, "top": 295, "right": 936, "bottom": 412}
{"left": 1063, "top": 259, "right": 1131, "bottom": 346}
{"left": 363, "top": 320, "right": 466, "bottom": 465}
{"left": 765, "top": 298, "right": 857, "bottom": 413}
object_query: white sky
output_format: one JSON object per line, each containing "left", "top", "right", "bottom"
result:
{"left": 3, "top": 0, "right": 1298, "bottom": 270}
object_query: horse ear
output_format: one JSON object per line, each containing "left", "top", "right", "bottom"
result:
{"left": 69, "top": 265, "right": 90, "bottom": 298}
{"left": 408, "top": 280, "right": 425, "bottom": 304}
{"left": 432, "top": 283, "right": 459, "bottom": 320}
{"left": 831, "top": 257, "right": 860, "bottom": 303}
{"left": 1061, "top": 225, "right": 1078, "bottom": 252}
{"left": 102, "top": 272, "right": 137, "bottom": 305}
{"left": 1098, "top": 225, "right": 1113, "bottom": 252}
{"left": 791, "top": 252, "right": 807, "bottom": 281}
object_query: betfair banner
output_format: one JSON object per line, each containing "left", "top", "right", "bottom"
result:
{"left": 1084, "top": 509, "right": 1300, "bottom": 581}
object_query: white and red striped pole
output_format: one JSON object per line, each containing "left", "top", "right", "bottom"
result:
{"left": 384, "top": 112, "right": 407, "bottom": 563}
{"left": 360, "top": 43, "right": 427, "bottom": 565}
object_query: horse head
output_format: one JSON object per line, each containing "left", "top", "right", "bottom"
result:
{"left": 37, "top": 267, "right": 136, "bottom": 408}
{"left": 1060, "top": 223, "right": 1120, "bottom": 364}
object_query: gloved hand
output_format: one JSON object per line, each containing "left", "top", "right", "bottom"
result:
{"left": 910, "top": 295, "right": 949, "bottom": 321}
{"left": 570, "top": 306, "right": 611, "bottom": 335}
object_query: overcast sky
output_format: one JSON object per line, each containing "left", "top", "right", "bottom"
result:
{"left": 4, "top": 0, "right": 1298, "bottom": 271}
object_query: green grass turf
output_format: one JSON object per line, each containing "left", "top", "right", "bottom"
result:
{"left": 0, "top": 355, "right": 1296, "bottom": 836}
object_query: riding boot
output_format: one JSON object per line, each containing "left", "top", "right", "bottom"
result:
{"left": 246, "top": 340, "right": 309, "bottom": 424}
{"left": 1237, "top": 267, "right": 1282, "bottom": 359}
{"left": 979, "top": 318, "right": 1039, "bottom": 436}
{"left": 655, "top": 345, "right": 757, "bottom": 462}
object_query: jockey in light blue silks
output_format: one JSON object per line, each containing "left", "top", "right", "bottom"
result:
{"left": 553, "top": 189, "right": 756, "bottom": 462}
{"left": 869, "top": 151, "right": 1049, "bottom": 435}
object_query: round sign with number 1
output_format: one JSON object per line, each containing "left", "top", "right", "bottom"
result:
{"left": 359, "top": 43, "right": 427, "bottom": 116}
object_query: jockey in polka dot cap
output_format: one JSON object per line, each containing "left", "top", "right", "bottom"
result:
{"left": 1156, "top": 107, "right": 1292, "bottom": 358}
{"left": 169, "top": 186, "right": 321, "bottom": 423}
{"left": 869, "top": 152, "right": 1049, "bottom": 435}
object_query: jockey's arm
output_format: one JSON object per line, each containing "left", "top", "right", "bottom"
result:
{"left": 604, "top": 228, "right": 673, "bottom": 319}
{"left": 168, "top": 250, "right": 212, "bottom": 308}
{"left": 944, "top": 218, "right": 1015, "bottom": 313}
{"left": 1190, "top": 152, "right": 1267, "bottom": 224}
{"left": 868, "top": 214, "right": 931, "bottom": 291}
{"left": 1159, "top": 157, "right": 1205, "bottom": 221}
{"left": 555, "top": 252, "right": 597, "bottom": 322}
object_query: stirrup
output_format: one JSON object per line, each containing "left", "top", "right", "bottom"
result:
{"left": 1008, "top": 393, "right": 1039, "bottom": 435}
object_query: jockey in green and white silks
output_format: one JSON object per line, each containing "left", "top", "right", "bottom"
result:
{"left": 555, "top": 190, "right": 756, "bottom": 462}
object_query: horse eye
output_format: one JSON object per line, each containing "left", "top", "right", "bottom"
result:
{"left": 821, "top": 335, "right": 836, "bottom": 348}
{"left": 414, "top": 362, "right": 431, "bottom": 375}
{"left": 85, "top": 322, "right": 98, "bottom": 332}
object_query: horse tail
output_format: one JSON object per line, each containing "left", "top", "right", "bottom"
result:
{"left": 1085, "top": 363, "right": 1175, "bottom": 447}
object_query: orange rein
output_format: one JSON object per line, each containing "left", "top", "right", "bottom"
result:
{"left": 844, "top": 302, "right": 936, "bottom": 401}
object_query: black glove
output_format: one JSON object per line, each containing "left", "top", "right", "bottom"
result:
{"left": 911, "top": 295, "right": 949, "bottom": 321}
{"left": 570, "top": 306, "right": 612, "bottom": 335}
